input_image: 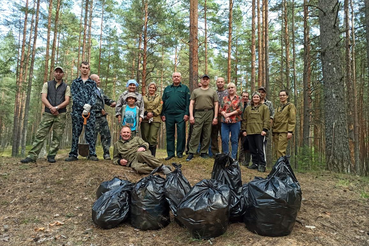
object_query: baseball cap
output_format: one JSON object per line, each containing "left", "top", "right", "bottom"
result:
{"left": 258, "top": 86, "right": 266, "bottom": 92}
{"left": 125, "top": 92, "right": 137, "bottom": 101}
{"left": 54, "top": 66, "right": 64, "bottom": 72}
{"left": 201, "top": 74, "right": 210, "bottom": 79}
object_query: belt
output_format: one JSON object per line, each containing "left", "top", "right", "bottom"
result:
{"left": 195, "top": 108, "right": 213, "bottom": 112}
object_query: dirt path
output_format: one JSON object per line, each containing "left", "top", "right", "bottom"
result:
{"left": 0, "top": 156, "right": 368, "bottom": 245}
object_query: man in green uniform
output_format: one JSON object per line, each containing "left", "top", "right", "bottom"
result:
{"left": 21, "top": 66, "right": 71, "bottom": 163}
{"left": 186, "top": 74, "right": 219, "bottom": 161}
{"left": 161, "top": 72, "right": 190, "bottom": 160}
{"left": 113, "top": 126, "right": 171, "bottom": 174}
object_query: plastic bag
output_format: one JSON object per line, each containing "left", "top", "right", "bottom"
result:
{"left": 244, "top": 156, "right": 302, "bottom": 236}
{"left": 92, "top": 182, "right": 133, "bottom": 229}
{"left": 164, "top": 163, "right": 191, "bottom": 216}
{"left": 130, "top": 166, "right": 170, "bottom": 230}
{"left": 96, "top": 177, "right": 132, "bottom": 199}
{"left": 177, "top": 179, "right": 231, "bottom": 239}
{"left": 211, "top": 153, "right": 242, "bottom": 194}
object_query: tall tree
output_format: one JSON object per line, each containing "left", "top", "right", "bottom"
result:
{"left": 189, "top": 0, "right": 199, "bottom": 91}
{"left": 49, "top": 0, "right": 62, "bottom": 81}
{"left": 43, "top": 0, "right": 53, "bottom": 83}
{"left": 251, "top": 0, "right": 256, "bottom": 91}
{"left": 318, "top": 0, "right": 351, "bottom": 172}
{"left": 227, "top": 0, "right": 233, "bottom": 83}
{"left": 303, "top": 0, "right": 311, "bottom": 147}
{"left": 366, "top": 0, "right": 369, "bottom": 76}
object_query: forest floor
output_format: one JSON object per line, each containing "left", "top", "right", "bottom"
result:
{"left": 0, "top": 149, "right": 369, "bottom": 246}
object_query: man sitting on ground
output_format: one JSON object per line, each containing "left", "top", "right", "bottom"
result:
{"left": 113, "top": 126, "right": 171, "bottom": 175}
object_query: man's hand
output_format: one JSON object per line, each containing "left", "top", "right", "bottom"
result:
{"left": 189, "top": 116, "right": 195, "bottom": 124}
{"left": 139, "top": 117, "right": 143, "bottom": 123}
{"left": 212, "top": 118, "right": 218, "bottom": 125}
{"left": 161, "top": 116, "right": 166, "bottom": 122}
{"left": 261, "top": 131, "right": 267, "bottom": 136}
{"left": 243, "top": 131, "right": 247, "bottom": 137}
{"left": 287, "top": 132, "right": 293, "bottom": 139}
{"left": 137, "top": 147, "right": 146, "bottom": 152}
{"left": 110, "top": 102, "right": 116, "bottom": 107}
{"left": 147, "top": 112, "right": 153, "bottom": 118}
{"left": 82, "top": 110, "right": 89, "bottom": 116}
{"left": 119, "top": 159, "right": 128, "bottom": 166}
{"left": 183, "top": 115, "right": 189, "bottom": 121}
{"left": 83, "top": 104, "right": 91, "bottom": 112}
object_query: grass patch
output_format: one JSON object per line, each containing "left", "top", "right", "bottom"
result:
{"left": 21, "top": 217, "right": 41, "bottom": 224}
{"left": 19, "top": 164, "right": 30, "bottom": 170}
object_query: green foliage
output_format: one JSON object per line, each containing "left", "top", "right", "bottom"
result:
{"left": 295, "top": 146, "right": 326, "bottom": 172}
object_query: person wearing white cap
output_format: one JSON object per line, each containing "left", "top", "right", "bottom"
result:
{"left": 21, "top": 66, "right": 71, "bottom": 164}
{"left": 115, "top": 79, "right": 144, "bottom": 126}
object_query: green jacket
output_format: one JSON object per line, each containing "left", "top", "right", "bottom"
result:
{"left": 241, "top": 104, "right": 270, "bottom": 135}
{"left": 272, "top": 102, "right": 296, "bottom": 133}
{"left": 113, "top": 136, "right": 149, "bottom": 165}
{"left": 143, "top": 93, "right": 162, "bottom": 123}
{"left": 162, "top": 83, "right": 190, "bottom": 116}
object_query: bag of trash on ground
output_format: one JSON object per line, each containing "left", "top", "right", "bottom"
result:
{"left": 92, "top": 181, "right": 133, "bottom": 229}
{"left": 164, "top": 163, "right": 191, "bottom": 216}
{"left": 244, "top": 156, "right": 302, "bottom": 236}
{"left": 177, "top": 179, "right": 231, "bottom": 239}
{"left": 211, "top": 153, "right": 242, "bottom": 193}
{"left": 211, "top": 153, "right": 243, "bottom": 222}
{"left": 130, "top": 165, "right": 170, "bottom": 230}
{"left": 96, "top": 177, "right": 132, "bottom": 199}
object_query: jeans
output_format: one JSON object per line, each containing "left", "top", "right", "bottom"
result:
{"left": 221, "top": 121, "right": 240, "bottom": 159}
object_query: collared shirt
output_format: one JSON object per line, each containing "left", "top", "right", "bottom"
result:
{"left": 220, "top": 95, "right": 242, "bottom": 123}
{"left": 162, "top": 83, "right": 190, "bottom": 115}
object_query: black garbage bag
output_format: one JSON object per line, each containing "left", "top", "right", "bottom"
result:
{"left": 177, "top": 179, "right": 231, "bottom": 239}
{"left": 130, "top": 165, "right": 170, "bottom": 230}
{"left": 92, "top": 182, "right": 133, "bottom": 229}
{"left": 211, "top": 153, "right": 242, "bottom": 194}
{"left": 96, "top": 177, "right": 132, "bottom": 199}
{"left": 244, "top": 156, "right": 302, "bottom": 236}
{"left": 164, "top": 163, "right": 191, "bottom": 216}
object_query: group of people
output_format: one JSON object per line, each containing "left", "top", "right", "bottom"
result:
{"left": 21, "top": 62, "right": 296, "bottom": 174}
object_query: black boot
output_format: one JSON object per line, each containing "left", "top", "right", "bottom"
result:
{"left": 149, "top": 146, "right": 157, "bottom": 156}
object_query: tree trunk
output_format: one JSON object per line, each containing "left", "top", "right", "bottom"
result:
{"left": 291, "top": 0, "right": 298, "bottom": 166}
{"left": 87, "top": 0, "right": 93, "bottom": 61}
{"left": 43, "top": 0, "right": 53, "bottom": 83}
{"left": 227, "top": 0, "right": 233, "bottom": 84}
{"left": 365, "top": 0, "right": 369, "bottom": 75}
{"left": 204, "top": 0, "right": 208, "bottom": 74}
{"left": 82, "top": 0, "right": 89, "bottom": 61}
{"left": 142, "top": 0, "right": 148, "bottom": 96}
{"left": 12, "top": 0, "right": 29, "bottom": 157}
{"left": 318, "top": 0, "right": 352, "bottom": 172}
{"left": 77, "top": 0, "right": 84, "bottom": 71}
{"left": 22, "top": 0, "right": 41, "bottom": 159}
{"left": 189, "top": 0, "right": 199, "bottom": 92}
{"left": 251, "top": 0, "right": 256, "bottom": 91}
{"left": 283, "top": 0, "right": 289, "bottom": 90}
{"left": 264, "top": 0, "right": 269, "bottom": 90}
{"left": 49, "top": 0, "right": 61, "bottom": 81}
{"left": 303, "top": 0, "right": 311, "bottom": 147}
{"left": 98, "top": 0, "right": 104, "bottom": 76}
{"left": 257, "top": 0, "right": 262, "bottom": 87}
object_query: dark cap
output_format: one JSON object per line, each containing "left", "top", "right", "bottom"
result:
{"left": 258, "top": 86, "right": 266, "bottom": 92}
{"left": 54, "top": 66, "right": 64, "bottom": 72}
{"left": 201, "top": 74, "right": 210, "bottom": 79}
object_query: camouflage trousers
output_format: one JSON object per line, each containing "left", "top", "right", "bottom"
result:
{"left": 27, "top": 112, "right": 66, "bottom": 160}
{"left": 69, "top": 112, "right": 96, "bottom": 158}
{"left": 95, "top": 115, "right": 112, "bottom": 156}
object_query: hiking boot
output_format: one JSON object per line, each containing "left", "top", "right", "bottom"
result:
{"left": 65, "top": 156, "right": 78, "bottom": 162}
{"left": 161, "top": 165, "right": 172, "bottom": 175}
{"left": 20, "top": 157, "right": 36, "bottom": 163}
{"left": 247, "top": 163, "right": 258, "bottom": 169}
{"left": 258, "top": 165, "right": 266, "bottom": 172}
{"left": 186, "top": 153, "right": 194, "bottom": 161}
{"left": 103, "top": 154, "right": 111, "bottom": 160}
{"left": 165, "top": 155, "right": 175, "bottom": 161}
{"left": 47, "top": 156, "right": 56, "bottom": 163}
{"left": 200, "top": 153, "right": 210, "bottom": 159}
{"left": 88, "top": 156, "right": 99, "bottom": 161}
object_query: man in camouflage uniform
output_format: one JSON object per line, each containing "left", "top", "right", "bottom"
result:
{"left": 21, "top": 66, "right": 71, "bottom": 163}
{"left": 65, "top": 61, "right": 98, "bottom": 161}
{"left": 113, "top": 126, "right": 171, "bottom": 175}
{"left": 90, "top": 74, "right": 116, "bottom": 160}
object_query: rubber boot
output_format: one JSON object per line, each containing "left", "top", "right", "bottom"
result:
{"left": 149, "top": 146, "right": 157, "bottom": 157}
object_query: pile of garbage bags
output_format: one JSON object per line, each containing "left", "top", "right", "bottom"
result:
{"left": 91, "top": 155, "right": 302, "bottom": 239}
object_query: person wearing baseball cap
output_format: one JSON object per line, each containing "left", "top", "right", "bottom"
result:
{"left": 115, "top": 79, "right": 144, "bottom": 126}
{"left": 118, "top": 92, "right": 140, "bottom": 136}
{"left": 21, "top": 65, "right": 71, "bottom": 163}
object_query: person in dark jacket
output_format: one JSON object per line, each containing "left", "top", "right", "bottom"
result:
{"left": 161, "top": 72, "right": 190, "bottom": 160}
{"left": 90, "top": 74, "right": 116, "bottom": 160}
{"left": 65, "top": 61, "right": 98, "bottom": 161}
{"left": 21, "top": 66, "right": 71, "bottom": 163}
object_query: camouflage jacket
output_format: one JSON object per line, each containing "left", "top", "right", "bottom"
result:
{"left": 71, "top": 77, "right": 97, "bottom": 114}
{"left": 113, "top": 136, "right": 149, "bottom": 165}
{"left": 263, "top": 98, "right": 275, "bottom": 119}
{"left": 93, "top": 88, "right": 115, "bottom": 116}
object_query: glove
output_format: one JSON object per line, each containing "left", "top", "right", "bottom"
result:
{"left": 83, "top": 110, "right": 89, "bottom": 116}
{"left": 83, "top": 104, "right": 91, "bottom": 112}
